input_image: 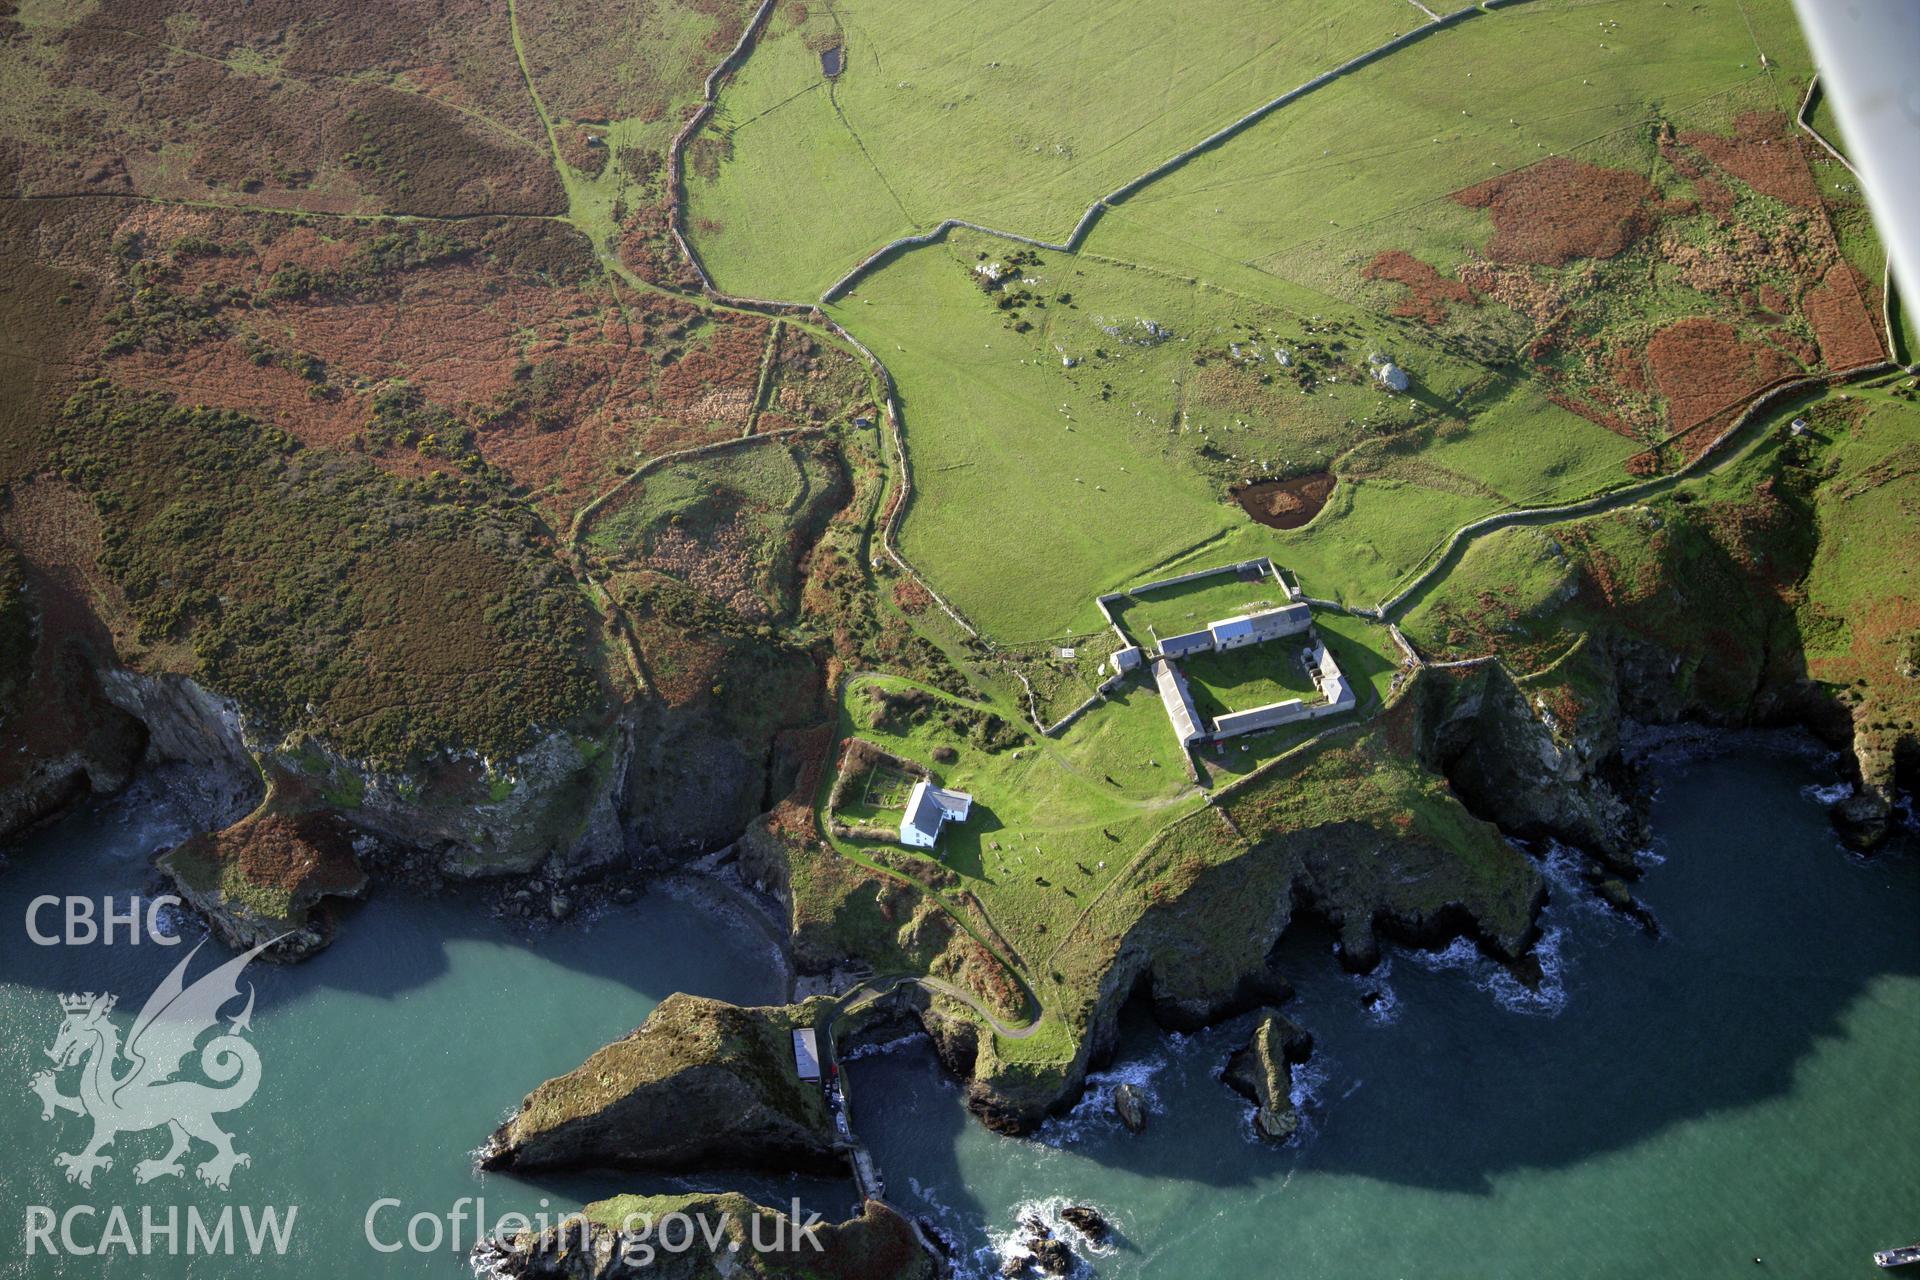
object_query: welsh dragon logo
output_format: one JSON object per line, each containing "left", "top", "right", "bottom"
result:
{"left": 29, "top": 936, "right": 277, "bottom": 1190}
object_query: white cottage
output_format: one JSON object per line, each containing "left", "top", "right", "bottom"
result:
{"left": 899, "top": 779, "right": 973, "bottom": 849}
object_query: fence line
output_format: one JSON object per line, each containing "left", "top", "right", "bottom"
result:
{"left": 1370, "top": 360, "right": 1892, "bottom": 620}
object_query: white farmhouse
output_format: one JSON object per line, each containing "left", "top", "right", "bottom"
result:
{"left": 899, "top": 779, "right": 973, "bottom": 849}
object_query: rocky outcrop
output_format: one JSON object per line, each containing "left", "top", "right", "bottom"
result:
{"left": 472, "top": 1193, "right": 940, "bottom": 1280}
{"left": 1059, "top": 1206, "right": 1110, "bottom": 1246}
{"left": 479, "top": 994, "right": 844, "bottom": 1177}
{"left": 945, "top": 798, "right": 1544, "bottom": 1135}
{"left": 1221, "top": 1012, "right": 1314, "bottom": 1141}
{"left": 156, "top": 773, "right": 369, "bottom": 961}
{"left": 1413, "top": 661, "right": 1640, "bottom": 867}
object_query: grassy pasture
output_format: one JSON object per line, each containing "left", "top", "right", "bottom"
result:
{"left": 828, "top": 674, "right": 1207, "bottom": 965}
{"left": 834, "top": 235, "right": 1239, "bottom": 641}
{"left": 1181, "top": 641, "right": 1320, "bottom": 719}
{"left": 686, "top": 0, "right": 1417, "bottom": 298}
{"left": 836, "top": 226, "right": 1634, "bottom": 636}
{"left": 1108, "top": 566, "right": 1290, "bottom": 644}
{"left": 1090, "top": 0, "right": 1810, "bottom": 286}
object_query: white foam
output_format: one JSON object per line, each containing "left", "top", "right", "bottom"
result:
{"left": 1405, "top": 926, "right": 1570, "bottom": 1018}
{"left": 839, "top": 1030, "right": 923, "bottom": 1062}
{"left": 972, "top": 1195, "right": 1118, "bottom": 1279}
{"left": 1339, "top": 948, "right": 1402, "bottom": 1024}
{"left": 1035, "top": 1049, "right": 1169, "bottom": 1148}
{"left": 1801, "top": 780, "right": 1854, "bottom": 807}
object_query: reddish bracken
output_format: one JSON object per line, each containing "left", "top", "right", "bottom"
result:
{"left": 1679, "top": 112, "right": 1822, "bottom": 209}
{"left": 1360, "top": 250, "right": 1478, "bottom": 324}
{"left": 1802, "top": 262, "right": 1886, "bottom": 370}
{"left": 1645, "top": 317, "right": 1792, "bottom": 431}
{"left": 1454, "top": 155, "right": 1664, "bottom": 266}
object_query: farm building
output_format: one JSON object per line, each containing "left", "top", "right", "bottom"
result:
{"left": 1314, "top": 642, "right": 1357, "bottom": 710}
{"left": 1209, "top": 602, "right": 1313, "bottom": 649}
{"left": 899, "top": 779, "right": 973, "bottom": 848}
{"left": 1111, "top": 644, "right": 1144, "bottom": 675}
{"left": 1157, "top": 628, "right": 1216, "bottom": 659}
{"left": 792, "top": 1028, "right": 822, "bottom": 1083}
{"left": 1213, "top": 699, "right": 1309, "bottom": 737}
{"left": 1153, "top": 658, "right": 1204, "bottom": 745}
{"left": 1157, "top": 603, "right": 1312, "bottom": 658}
{"left": 1207, "top": 641, "right": 1358, "bottom": 741}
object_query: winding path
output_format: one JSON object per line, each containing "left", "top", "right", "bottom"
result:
{"left": 834, "top": 972, "right": 1044, "bottom": 1040}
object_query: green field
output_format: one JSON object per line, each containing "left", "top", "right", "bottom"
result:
{"left": 829, "top": 674, "right": 1207, "bottom": 964}
{"left": 1108, "top": 567, "right": 1290, "bottom": 644}
{"left": 1181, "top": 641, "right": 1321, "bottom": 720}
{"left": 834, "top": 227, "right": 1632, "bottom": 637}
{"left": 1088, "top": 0, "right": 1810, "bottom": 288}
{"left": 685, "top": 0, "right": 1418, "bottom": 299}
{"left": 682, "top": 1, "right": 1800, "bottom": 643}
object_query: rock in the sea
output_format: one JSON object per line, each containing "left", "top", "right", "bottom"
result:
{"left": 474, "top": 1192, "right": 939, "bottom": 1279}
{"left": 1112, "top": 1082, "right": 1146, "bottom": 1133}
{"left": 1222, "top": 1012, "right": 1313, "bottom": 1142}
{"left": 480, "top": 994, "right": 844, "bottom": 1176}
{"left": 549, "top": 893, "right": 574, "bottom": 921}
{"left": 1030, "top": 1237, "right": 1074, "bottom": 1275}
{"left": 1061, "top": 1205, "right": 1110, "bottom": 1244}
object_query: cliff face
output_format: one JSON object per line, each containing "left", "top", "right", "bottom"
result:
{"left": 930, "top": 712, "right": 1548, "bottom": 1136}
{"left": 1401, "top": 429, "right": 1906, "bottom": 854}
{"left": 0, "top": 554, "right": 146, "bottom": 842}
{"left": 473, "top": 1194, "right": 940, "bottom": 1280}
{"left": 1413, "top": 658, "right": 1642, "bottom": 867}
{"left": 480, "top": 994, "right": 844, "bottom": 1178}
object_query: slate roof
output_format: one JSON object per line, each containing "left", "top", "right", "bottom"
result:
{"left": 1153, "top": 657, "right": 1204, "bottom": 744}
{"left": 902, "top": 779, "right": 971, "bottom": 842}
{"left": 903, "top": 780, "right": 946, "bottom": 841}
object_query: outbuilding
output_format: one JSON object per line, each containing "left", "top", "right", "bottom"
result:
{"left": 792, "top": 1028, "right": 822, "bottom": 1083}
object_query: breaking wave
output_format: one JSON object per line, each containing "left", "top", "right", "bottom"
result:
{"left": 1033, "top": 1046, "right": 1175, "bottom": 1148}
{"left": 1405, "top": 925, "right": 1570, "bottom": 1018}
{"left": 839, "top": 1030, "right": 923, "bottom": 1062}
{"left": 1800, "top": 780, "right": 1854, "bottom": 807}
{"left": 1338, "top": 948, "right": 1402, "bottom": 1025}
{"left": 971, "top": 1195, "right": 1119, "bottom": 1279}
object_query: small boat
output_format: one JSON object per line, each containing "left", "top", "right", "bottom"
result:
{"left": 1874, "top": 1243, "right": 1920, "bottom": 1269}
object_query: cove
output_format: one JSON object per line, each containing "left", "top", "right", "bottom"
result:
{"left": 850, "top": 744, "right": 1920, "bottom": 1279}
{"left": 1, "top": 742, "right": 1914, "bottom": 1278}
{"left": 0, "top": 781, "right": 796, "bottom": 1278}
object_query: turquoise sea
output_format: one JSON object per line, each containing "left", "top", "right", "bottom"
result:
{"left": 0, "top": 739, "right": 1914, "bottom": 1278}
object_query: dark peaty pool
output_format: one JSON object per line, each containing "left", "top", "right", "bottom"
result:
{"left": 1233, "top": 471, "right": 1335, "bottom": 529}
